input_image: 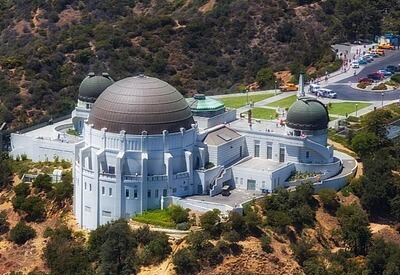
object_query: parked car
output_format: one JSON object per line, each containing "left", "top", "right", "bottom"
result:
{"left": 373, "top": 48, "right": 385, "bottom": 55}
{"left": 308, "top": 84, "right": 320, "bottom": 93}
{"left": 378, "top": 43, "right": 395, "bottom": 50}
{"left": 369, "top": 52, "right": 380, "bottom": 58}
{"left": 386, "top": 65, "right": 399, "bottom": 72}
{"left": 316, "top": 88, "right": 337, "bottom": 98}
{"left": 363, "top": 55, "right": 373, "bottom": 62}
{"left": 381, "top": 67, "right": 396, "bottom": 74}
{"left": 367, "top": 73, "right": 384, "bottom": 81}
{"left": 358, "top": 77, "right": 374, "bottom": 84}
{"left": 358, "top": 58, "right": 368, "bottom": 65}
{"left": 377, "top": 70, "right": 393, "bottom": 77}
{"left": 352, "top": 61, "right": 360, "bottom": 68}
{"left": 279, "top": 83, "right": 298, "bottom": 92}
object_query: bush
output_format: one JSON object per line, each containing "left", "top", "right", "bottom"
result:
{"left": 318, "top": 188, "right": 338, "bottom": 210}
{"left": 260, "top": 234, "right": 273, "bottom": 253}
{"left": 32, "top": 174, "right": 52, "bottom": 193}
{"left": 167, "top": 205, "right": 189, "bottom": 224}
{"left": 175, "top": 222, "right": 191, "bottom": 230}
{"left": 371, "top": 83, "right": 387, "bottom": 90}
{"left": 357, "top": 82, "right": 369, "bottom": 89}
{"left": 9, "top": 221, "right": 36, "bottom": 244}
{"left": 391, "top": 73, "right": 400, "bottom": 83}
{"left": 0, "top": 210, "right": 10, "bottom": 234}
{"left": 172, "top": 248, "right": 199, "bottom": 274}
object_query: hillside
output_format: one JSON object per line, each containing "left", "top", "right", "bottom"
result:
{"left": 0, "top": 0, "right": 398, "bottom": 129}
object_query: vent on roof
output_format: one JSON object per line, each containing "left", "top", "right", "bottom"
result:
{"left": 217, "top": 134, "right": 232, "bottom": 141}
{"left": 194, "top": 94, "right": 205, "bottom": 100}
{"left": 88, "top": 72, "right": 95, "bottom": 77}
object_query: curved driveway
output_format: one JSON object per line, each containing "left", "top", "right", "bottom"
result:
{"left": 325, "top": 50, "right": 400, "bottom": 101}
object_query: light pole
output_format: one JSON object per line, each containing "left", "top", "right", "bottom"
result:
{"left": 246, "top": 89, "right": 249, "bottom": 105}
{"left": 381, "top": 93, "right": 384, "bottom": 107}
{"left": 274, "top": 80, "right": 277, "bottom": 95}
{"left": 355, "top": 103, "right": 358, "bottom": 117}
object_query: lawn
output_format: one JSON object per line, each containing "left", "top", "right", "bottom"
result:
{"left": 251, "top": 108, "right": 278, "bottom": 120}
{"left": 219, "top": 93, "right": 276, "bottom": 109}
{"left": 265, "top": 95, "right": 297, "bottom": 108}
{"left": 327, "top": 102, "right": 371, "bottom": 116}
{"left": 132, "top": 209, "right": 174, "bottom": 228}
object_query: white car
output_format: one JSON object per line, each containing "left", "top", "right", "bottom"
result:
{"left": 308, "top": 84, "right": 320, "bottom": 93}
{"left": 316, "top": 88, "right": 337, "bottom": 98}
{"left": 351, "top": 61, "right": 360, "bottom": 68}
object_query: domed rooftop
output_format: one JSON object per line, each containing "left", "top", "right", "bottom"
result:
{"left": 186, "top": 94, "right": 225, "bottom": 114}
{"left": 88, "top": 75, "right": 195, "bottom": 135}
{"left": 286, "top": 97, "right": 329, "bottom": 131}
{"left": 78, "top": 72, "right": 114, "bottom": 103}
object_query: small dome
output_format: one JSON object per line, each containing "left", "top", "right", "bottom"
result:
{"left": 286, "top": 97, "right": 329, "bottom": 131}
{"left": 186, "top": 94, "right": 225, "bottom": 117}
{"left": 78, "top": 72, "right": 114, "bottom": 103}
{"left": 88, "top": 75, "right": 194, "bottom": 135}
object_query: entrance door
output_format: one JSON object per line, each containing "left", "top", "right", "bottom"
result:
{"left": 247, "top": 179, "right": 256, "bottom": 190}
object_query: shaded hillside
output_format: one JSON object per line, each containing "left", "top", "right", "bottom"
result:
{"left": 0, "top": 0, "right": 397, "bottom": 128}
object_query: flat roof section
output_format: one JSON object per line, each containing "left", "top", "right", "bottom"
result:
{"left": 234, "top": 158, "right": 287, "bottom": 172}
{"left": 229, "top": 117, "right": 286, "bottom": 134}
{"left": 204, "top": 127, "right": 241, "bottom": 146}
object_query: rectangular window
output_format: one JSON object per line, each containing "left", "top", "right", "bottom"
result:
{"left": 279, "top": 146, "right": 285, "bottom": 162}
{"left": 109, "top": 188, "right": 112, "bottom": 196}
{"left": 306, "top": 151, "right": 310, "bottom": 158}
{"left": 126, "top": 189, "right": 129, "bottom": 198}
{"left": 148, "top": 190, "right": 151, "bottom": 198}
{"left": 254, "top": 141, "right": 260, "bottom": 157}
{"left": 163, "top": 189, "right": 167, "bottom": 196}
{"left": 134, "top": 189, "right": 138, "bottom": 198}
{"left": 102, "top": 210, "right": 111, "bottom": 217}
{"left": 239, "top": 146, "right": 243, "bottom": 157}
{"left": 155, "top": 189, "right": 159, "bottom": 198}
{"left": 84, "top": 182, "right": 87, "bottom": 190}
{"left": 102, "top": 186, "right": 105, "bottom": 195}
{"left": 89, "top": 184, "right": 92, "bottom": 192}
{"left": 108, "top": 166, "right": 115, "bottom": 174}
{"left": 267, "top": 143, "right": 272, "bottom": 159}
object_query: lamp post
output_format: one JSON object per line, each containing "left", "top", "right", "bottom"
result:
{"left": 274, "top": 80, "right": 278, "bottom": 95}
{"left": 381, "top": 92, "right": 384, "bottom": 107}
{"left": 355, "top": 103, "right": 358, "bottom": 117}
{"left": 246, "top": 89, "right": 249, "bottom": 105}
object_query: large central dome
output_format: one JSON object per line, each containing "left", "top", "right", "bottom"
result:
{"left": 88, "top": 75, "right": 194, "bottom": 135}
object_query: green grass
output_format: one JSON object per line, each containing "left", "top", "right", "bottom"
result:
{"left": 251, "top": 108, "right": 278, "bottom": 120}
{"left": 265, "top": 95, "right": 297, "bottom": 108}
{"left": 132, "top": 209, "right": 174, "bottom": 228}
{"left": 219, "top": 93, "right": 276, "bottom": 109}
{"left": 327, "top": 102, "right": 371, "bottom": 116}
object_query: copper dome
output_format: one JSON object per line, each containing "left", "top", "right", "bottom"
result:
{"left": 88, "top": 75, "right": 194, "bottom": 134}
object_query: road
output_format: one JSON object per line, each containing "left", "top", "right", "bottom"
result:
{"left": 324, "top": 47, "right": 400, "bottom": 101}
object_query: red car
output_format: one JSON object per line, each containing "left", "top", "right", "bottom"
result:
{"left": 358, "top": 77, "right": 374, "bottom": 84}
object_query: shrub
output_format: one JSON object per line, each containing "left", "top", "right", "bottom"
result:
{"left": 260, "top": 234, "right": 273, "bottom": 253}
{"left": 371, "top": 83, "right": 387, "bottom": 90}
{"left": 32, "top": 174, "right": 52, "bottom": 193}
{"left": 357, "top": 82, "right": 369, "bottom": 89}
{"left": 167, "top": 205, "right": 189, "bottom": 224}
{"left": 9, "top": 221, "right": 36, "bottom": 244}
{"left": 175, "top": 222, "right": 191, "bottom": 230}
{"left": 172, "top": 248, "right": 199, "bottom": 274}
{"left": 0, "top": 210, "right": 10, "bottom": 234}
{"left": 318, "top": 188, "right": 338, "bottom": 210}
{"left": 391, "top": 73, "right": 400, "bottom": 83}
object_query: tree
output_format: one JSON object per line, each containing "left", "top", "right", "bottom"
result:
{"left": 32, "top": 174, "right": 52, "bottom": 193}
{"left": 44, "top": 226, "right": 91, "bottom": 274}
{"left": 336, "top": 204, "right": 372, "bottom": 255}
{"left": 291, "top": 238, "right": 317, "bottom": 266}
{"left": 167, "top": 205, "right": 189, "bottom": 224}
{"left": 351, "top": 131, "right": 380, "bottom": 157}
{"left": 266, "top": 210, "right": 292, "bottom": 233}
{"left": 318, "top": 188, "right": 338, "bottom": 210}
{"left": 256, "top": 68, "right": 276, "bottom": 87}
{"left": 20, "top": 196, "right": 46, "bottom": 222}
{"left": 99, "top": 219, "right": 137, "bottom": 274}
{"left": 0, "top": 153, "right": 13, "bottom": 190}
{"left": 0, "top": 210, "right": 10, "bottom": 234}
{"left": 260, "top": 234, "right": 273, "bottom": 253}
{"left": 172, "top": 248, "right": 199, "bottom": 274}
{"left": 362, "top": 108, "right": 392, "bottom": 140}
{"left": 9, "top": 221, "right": 36, "bottom": 245}
{"left": 199, "top": 209, "right": 221, "bottom": 236}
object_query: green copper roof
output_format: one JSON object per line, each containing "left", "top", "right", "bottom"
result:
{"left": 78, "top": 72, "right": 114, "bottom": 103}
{"left": 286, "top": 97, "right": 329, "bottom": 131}
{"left": 186, "top": 94, "right": 225, "bottom": 112}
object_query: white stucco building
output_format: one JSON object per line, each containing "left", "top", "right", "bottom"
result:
{"left": 10, "top": 73, "right": 355, "bottom": 230}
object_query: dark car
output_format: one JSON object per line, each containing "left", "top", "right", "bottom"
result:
{"left": 386, "top": 65, "right": 399, "bottom": 72}
{"left": 358, "top": 77, "right": 374, "bottom": 84}
{"left": 381, "top": 67, "right": 396, "bottom": 74}
{"left": 367, "top": 73, "right": 383, "bottom": 81}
